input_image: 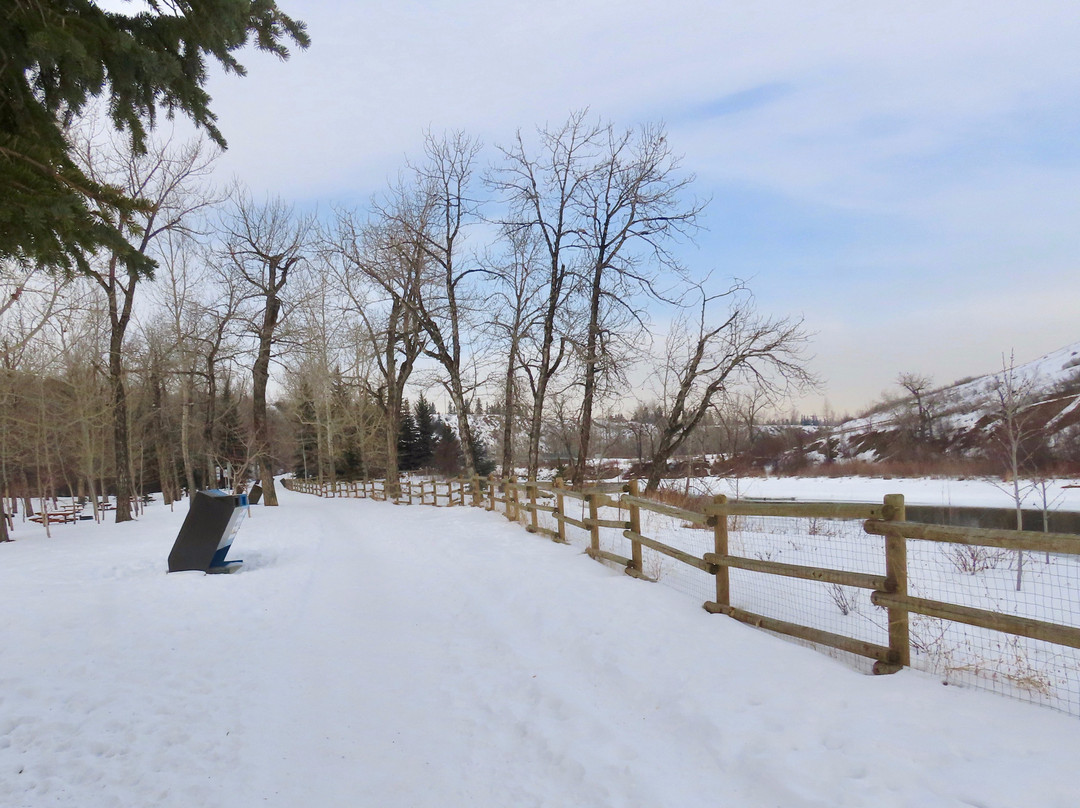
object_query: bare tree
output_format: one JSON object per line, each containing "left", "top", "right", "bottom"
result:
{"left": 643, "top": 285, "right": 812, "bottom": 493}
{"left": 329, "top": 210, "right": 426, "bottom": 495}
{"left": 223, "top": 192, "right": 313, "bottom": 506}
{"left": 988, "top": 351, "right": 1044, "bottom": 590}
{"left": 386, "top": 131, "right": 486, "bottom": 481}
{"left": 490, "top": 112, "right": 598, "bottom": 479}
{"left": 570, "top": 120, "right": 703, "bottom": 484}
{"left": 290, "top": 272, "right": 355, "bottom": 483}
{"left": 77, "top": 131, "right": 217, "bottom": 521}
{"left": 196, "top": 267, "right": 246, "bottom": 489}
{"left": 487, "top": 228, "right": 544, "bottom": 475}
{"left": 148, "top": 231, "right": 208, "bottom": 499}
{"left": 897, "top": 371, "right": 937, "bottom": 445}
{"left": 1, "top": 264, "right": 67, "bottom": 364}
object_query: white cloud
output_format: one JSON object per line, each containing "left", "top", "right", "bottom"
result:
{"left": 145, "top": 0, "right": 1080, "bottom": 415}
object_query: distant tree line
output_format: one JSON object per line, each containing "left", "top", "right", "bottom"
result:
{"left": 1, "top": 5, "right": 813, "bottom": 539}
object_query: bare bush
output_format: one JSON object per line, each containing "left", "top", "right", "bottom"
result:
{"left": 828, "top": 583, "right": 859, "bottom": 616}
{"left": 946, "top": 544, "right": 1009, "bottom": 575}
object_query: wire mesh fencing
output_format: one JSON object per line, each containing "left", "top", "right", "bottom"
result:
{"left": 283, "top": 476, "right": 1080, "bottom": 717}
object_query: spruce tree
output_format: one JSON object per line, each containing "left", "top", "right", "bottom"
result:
{"left": 414, "top": 395, "right": 436, "bottom": 469}
{"left": 471, "top": 437, "right": 497, "bottom": 476}
{"left": 397, "top": 402, "right": 419, "bottom": 472}
{"left": 432, "top": 420, "right": 463, "bottom": 475}
{"left": 1, "top": 1, "right": 308, "bottom": 273}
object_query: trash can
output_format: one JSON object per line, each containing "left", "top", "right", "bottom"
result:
{"left": 168, "top": 490, "right": 248, "bottom": 573}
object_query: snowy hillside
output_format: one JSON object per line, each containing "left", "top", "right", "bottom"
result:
{"left": 3, "top": 487, "right": 1080, "bottom": 806}
{"left": 825, "top": 341, "right": 1080, "bottom": 462}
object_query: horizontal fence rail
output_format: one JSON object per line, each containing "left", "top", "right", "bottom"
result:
{"left": 280, "top": 475, "right": 1080, "bottom": 717}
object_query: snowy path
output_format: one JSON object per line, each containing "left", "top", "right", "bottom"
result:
{"left": 2, "top": 486, "right": 1079, "bottom": 806}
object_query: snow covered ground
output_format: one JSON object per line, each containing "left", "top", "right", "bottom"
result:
{"left": 682, "top": 473, "right": 1080, "bottom": 510}
{"left": 3, "top": 485, "right": 1080, "bottom": 807}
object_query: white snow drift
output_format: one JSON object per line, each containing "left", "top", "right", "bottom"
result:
{"left": 2, "top": 484, "right": 1079, "bottom": 807}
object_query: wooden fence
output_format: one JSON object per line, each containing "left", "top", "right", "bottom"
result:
{"left": 280, "top": 475, "right": 1080, "bottom": 696}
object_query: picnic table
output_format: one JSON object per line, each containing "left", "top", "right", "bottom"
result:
{"left": 29, "top": 506, "right": 83, "bottom": 525}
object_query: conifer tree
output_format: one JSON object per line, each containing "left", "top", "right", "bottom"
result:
{"left": 471, "top": 438, "right": 496, "bottom": 476}
{"left": 397, "top": 401, "right": 419, "bottom": 472}
{"left": 414, "top": 396, "right": 436, "bottom": 469}
{"left": 1, "top": 1, "right": 308, "bottom": 273}
{"left": 432, "top": 420, "right": 463, "bottom": 475}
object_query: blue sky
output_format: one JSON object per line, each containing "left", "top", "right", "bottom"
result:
{"left": 185, "top": 0, "right": 1080, "bottom": 415}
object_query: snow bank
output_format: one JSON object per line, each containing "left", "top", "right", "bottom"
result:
{"left": 2, "top": 489, "right": 1079, "bottom": 807}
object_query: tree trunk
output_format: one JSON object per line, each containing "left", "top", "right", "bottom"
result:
{"left": 109, "top": 324, "right": 133, "bottom": 523}
{"left": 0, "top": 489, "right": 9, "bottom": 542}
{"left": 152, "top": 363, "right": 176, "bottom": 506}
{"left": 180, "top": 377, "right": 195, "bottom": 498}
{"left": 501, "top": 346, "right": 517, "bottom": 476}
{"left": 451, "top": 386, "right": 477, "bottom": 482}
{"left": 253, "top": 297, "right": 279, "bottom": 505}
{"left": 323, "top": 395, "right": 337, "bottom": 486}
{"left": 204, "top": 353, "right": 218, "bottom": 488}
{"left": 526, "top": 318, "right": 558, "bottom": 481}
{"left": 526, "top": 389, "right": 545, "bottom": 481}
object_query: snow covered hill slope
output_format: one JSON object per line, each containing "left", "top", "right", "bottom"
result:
{"left": 2, "top": 489, "right": 1080, "bottom": 807}
{"left": 826, "top": 341, "right": 1080, "bottom": 462}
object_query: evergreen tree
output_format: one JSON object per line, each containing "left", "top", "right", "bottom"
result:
{"left": 432, "top": 420, "right": 463, "bottom": 475}
{"left": 470, "top": 437, "right": 497, "bottom": 476}
{"left": 397, "top": 401, "right": 419, "bottom": 471}
{"left": 1, "top": 1, "right": 308, "bottom": 273}
{"left": 414, "top": 395, "right": 436, "bottom": 469}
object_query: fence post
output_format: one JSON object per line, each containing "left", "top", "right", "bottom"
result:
{"left": 625, "top": 480, "right": 644, "bottom": 577}
{"left": 554, "top": 477, "right": 567, "bottom": 543}
{"left": 488, "top": 474, "right": 496, "bottom": 511}
{"left": 587, "top": 492, "right": 600, "bottom": 559}
{"left": 878, "top": 493, "right": 909, "bottom": 674}
{"left": 711, "top": 494, "right": 730, "bottom": 609}
{"left": 528, "top": 482, "right": 539, "bottom": 533}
